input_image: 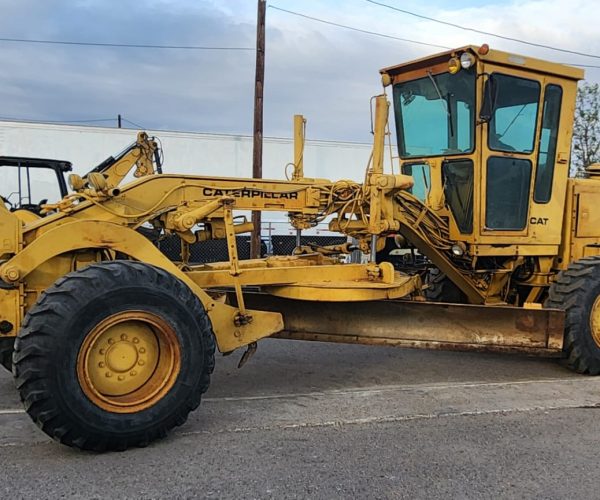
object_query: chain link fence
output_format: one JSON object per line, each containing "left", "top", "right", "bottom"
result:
{"left": 156, "top": 229, "right": 347, "bottom": 264}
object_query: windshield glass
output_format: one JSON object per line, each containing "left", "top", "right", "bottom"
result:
{"left": 393, "top": 69, "right": 476, "bottom": 158}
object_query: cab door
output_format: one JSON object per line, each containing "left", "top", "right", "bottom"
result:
{"left": 480, "top": 71, "right": 541, "bottom": 239}
{"left": 478, "top": 68, "right": 571, "bottom": 249}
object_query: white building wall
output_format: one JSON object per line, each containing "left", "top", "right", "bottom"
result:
{"left": 0, "top": 120, "right": 375, "bottom": 230}
{"left": 0, "top": 120, "right": 373, "bottom": 180}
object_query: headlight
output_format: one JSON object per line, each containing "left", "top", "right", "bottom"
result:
{"left": 68, "top": 174, "right": 85, "bottom": 191}
{"left": 448, "top": 57, "right": 461, "bottom": 74}
{"left": 460, "top": 52, "right": 476, "bottom": 69}
{"left": 451, "top": 242, "right": 467, "bottom": 256}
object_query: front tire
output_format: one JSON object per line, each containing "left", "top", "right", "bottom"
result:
{"left": 546, "top": 256, "right": 600, "bottom": 374}
{"left": 13, "top": 261, "right": 215, "bottom": 451}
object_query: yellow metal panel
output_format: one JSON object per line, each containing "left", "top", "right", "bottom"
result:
{"left": 0, "top": 287, "right": 21, "bottom": 337}
{"left": 583, "top": 246, "right": 600, "bottom": 257}
{"left": 264, "top": 273, "right": 420, "bottom": 302}
{"left": 0, "top": 204, "right": 20, "bottom": 257}
{"left": 576, "top": 192, "right": 600, "bottom": 238}
{"left": 189, "top": 263, "right": 392, "bottom": 288}
{"left": 559, "top": 179, "right": 600, "bottom": 264}
{"left": 471, "top": 244, "right": 559, "bottom": 257}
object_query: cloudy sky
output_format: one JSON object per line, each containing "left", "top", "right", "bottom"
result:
{"left": 0, "top": 0, "right": 598, "bottom": 143}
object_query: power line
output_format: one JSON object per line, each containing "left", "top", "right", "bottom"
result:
{"left": 364, "top": 0, "right": 600, "bottom": 60}
{"left": 0, "top": 37, "right": 254, "bottom": 51}
{"left": 0, "top": 116, "right": 116, "bottom": 124}
{"left": 270, "top": 4, "right": 600, "bottom": 70}
{"left": 121, "top": 118, "right": 146, "bottom": 129}
{"left": 0, "top": 116, "right": 152, "bottom": 127}
{"left": 268, "top": 5, "right": 450, "bottom": 50}
{"left": 0, "top": 115, "right": 152, "bottom": 129}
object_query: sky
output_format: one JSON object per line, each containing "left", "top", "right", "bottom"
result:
{"left": 0, "top": 0, "right": 598, "bottom": 143}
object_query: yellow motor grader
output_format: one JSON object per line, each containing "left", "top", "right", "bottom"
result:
{"left": 1, "top": 45, "right": 599, "bottom": 451}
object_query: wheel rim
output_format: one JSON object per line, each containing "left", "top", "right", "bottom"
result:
{"left": 592, "top": 296, "right": 600, "bottom": 348}
{"left": 77, "top": 311, "right": 181, "bottom": 413}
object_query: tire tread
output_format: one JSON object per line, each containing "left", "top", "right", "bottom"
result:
{"left": 546, "top": 255, "right": 600, "bottom": 375}
{"left": 13, "top": 261, "right": 216, "bottom": 451}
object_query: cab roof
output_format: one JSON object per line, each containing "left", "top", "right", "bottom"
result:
{"left": 380, "top": 45, "right": 584, "bottom": 81}
{"left": 0, "top": 156, "right": 73, "bottom": 172}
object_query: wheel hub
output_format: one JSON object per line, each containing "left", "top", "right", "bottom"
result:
{"left": 89, "top": 323, "right": 158, "bottom": 396}
{"left": 105, "top": 341, "right": 139, "bottom": 373}
{"left": 77, "top": 311, "right": 180, "bottom": 413}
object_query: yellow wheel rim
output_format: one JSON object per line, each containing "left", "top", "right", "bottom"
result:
{"left": 77, "top": 311, "right": 181, "bottom": 413}
{"left": 592, "top": 296, "right": 600, "bottom": 348}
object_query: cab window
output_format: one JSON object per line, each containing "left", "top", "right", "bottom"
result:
{"left": 0, "top": 166, "right": 63, "bottom": 210}
{"left": 488, "top": 74, "right": 540, "bottom": 154}
{"left": 401, "top": 162, "right": 430, "bottom": 202}
{"left": 393, "top": 69, "right": 476, "bottom": 158}
{"left": 443, "top": 159, "right": 474, "bottom": 234}
{"left": 534, "top": 85, "right": 562, "bottom": 203}
{"left": 485, "top": 157, "right": 532, "bottom": 230}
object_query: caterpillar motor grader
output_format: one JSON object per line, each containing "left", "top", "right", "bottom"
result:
{"left": 1, "top": 45, "right": 599, "bottom": 451}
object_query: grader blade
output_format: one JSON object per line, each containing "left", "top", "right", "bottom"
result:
{"left": 238, "top": 293, "right": 565, "bottom": 356}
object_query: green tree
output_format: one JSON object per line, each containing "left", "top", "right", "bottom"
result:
{"left": 572, "top": 82, "right": 600, "bottom": 177}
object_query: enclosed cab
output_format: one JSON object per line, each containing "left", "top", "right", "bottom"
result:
{"left": 380, "top": 45, "right": 599, "bottom": 304}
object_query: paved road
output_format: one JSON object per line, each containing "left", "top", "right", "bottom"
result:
{"left": 1, "top": 339, "right": 599, "bottom": 499}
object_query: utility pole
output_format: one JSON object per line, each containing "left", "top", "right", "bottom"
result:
{"left": 250, "top": 0, "right": 266, "bottom": 259}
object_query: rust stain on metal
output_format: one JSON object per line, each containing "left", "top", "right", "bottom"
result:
{"left": 235, "top": 292, "right": 565, "bottom": 356}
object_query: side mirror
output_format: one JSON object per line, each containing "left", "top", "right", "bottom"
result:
{"left": 479, "top": 75, "right": 497, "bottom": 122}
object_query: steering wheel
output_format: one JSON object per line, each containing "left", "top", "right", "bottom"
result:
{"left": 17, "top": 199, "right": 48, "bottom": 216}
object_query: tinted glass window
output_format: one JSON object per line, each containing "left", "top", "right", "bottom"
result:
{"left": 443, "top": 160, "right": 474, "bottom": 234}
{"left": 488, "top": 74, "right": 540, "bottom": 153}
{"left": 486, "top": 157, "right": 532, "bottom": 230}
{"left": 393, "top": 69, "right": 476, "bottom": 158}
{"left": 401, "top": 163, "right": 430, "bottom": 202}
{"left": 534, "top": 85, "right": 562, "bottom": 203}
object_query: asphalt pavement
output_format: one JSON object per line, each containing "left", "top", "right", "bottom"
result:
{"left": 1, "top": 338, "right": 599, "bottom": 499}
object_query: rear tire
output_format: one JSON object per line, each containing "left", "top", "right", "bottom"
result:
{"left": 0, "top": 337, "right": 13, "bottom": 372}
{"left": 13, "top": 261, "right": 215, "bottom": 451}
{"left": 546, "top": 256, "right": 600, "bottom": 374}
{"left": 424, "top": 268, "right": 466, "bottom": 303}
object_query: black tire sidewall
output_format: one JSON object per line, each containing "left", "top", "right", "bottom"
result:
{"left": 568, "top": 270, "right": 600, "bottom": 362}
{"left": 27, "top": 267, "right": 211, "bottom": 442}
